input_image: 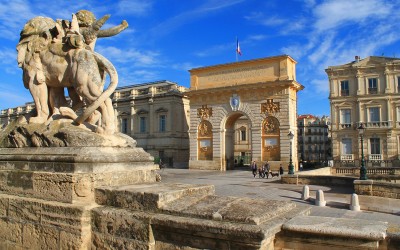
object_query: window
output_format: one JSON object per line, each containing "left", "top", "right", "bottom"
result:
{"left": 341, "top": 138, "right": 352, "bottom": 154}
{"left": 370, "top": 138, "right": 380, "bottom": 154}
{"left": 139, "top": 117, "right": 146, "bottom": 133}
{"left": 340, "top": 109, "right": 351, "bottom": 124}
{"left": 159, "top": 115, "right": 166, "bottom": 132}
{"left": 340, "top": 80, "right": 349, "bottom": 96}
{"left": 240, "top": 129, "right": 246, "bottom": 141}
{"left": 121, "top": 118, "right": 128, "bottom": 134}
{"left": 397, "top": 76, "right": 400, "bottom": 93}
{"left": 368, "top": 78, "right": 378, "bottom": 94}
{"left": 368, "top": 107, "right": 380, "bottom": 122}
{"left": 397, "top": 107, "right": 400, "bottom": 122}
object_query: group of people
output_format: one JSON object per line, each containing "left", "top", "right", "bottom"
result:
{"left": 250, "top": 161, "right": 284, "bottom": 178}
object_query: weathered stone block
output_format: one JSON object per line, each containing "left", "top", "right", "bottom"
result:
{"left": 8, "top": 197, "right": 41, "bottom": 222}
{"left": 60, "top": 230, "right": 91, "bottom": 249}
{"left": 22, "top": 223, "right": 41, "bottom": 249}
{"left": 33, "top": 172, "right": 74, "bottom": 202}
{"left": 41, "top": 201, "right": 90, "bottom": 232}
{"left": 92, "top": 207, "right": 152, "bottom": 242}
{"left": 92, "top": 231, "right": 154, "bottom": 250}
{"left": 0, "top": 195, "right": 8, "bottom": 216}
{"left": 38, "top": 225, "right": 60, "bottom": 249}
{"left": 0, "top": 217, "right": 23, "bottom": 244}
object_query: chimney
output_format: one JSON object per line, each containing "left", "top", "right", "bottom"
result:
{"left": 355, "top": 56, "right": 360, "bottom": 62}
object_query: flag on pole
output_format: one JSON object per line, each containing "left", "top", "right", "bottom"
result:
{"left": 236, "top": 38, "right": 242, "bottom": 56}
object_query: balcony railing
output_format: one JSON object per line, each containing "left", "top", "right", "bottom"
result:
{"left": 368, "top": 154, "right": 382, "bottom": 161}
{"left": 340, "top": 90, "right": 349, "bottom": 96}
{"left": 368, "top": 88, "right": 378, "bottom": 94}
{"left": 340, "top": 154, "right": 354, "bottom": 161}
{"left": 364, "top": 121, "right": 392, "bottom": 128}
{"left": 340, "top": 123, "right": 353, "bottom": 129}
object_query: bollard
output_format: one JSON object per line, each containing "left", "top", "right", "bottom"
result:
{"left": 349, "top": 193, "right": 360, "bottom": 211}
{"left": 301, "top": 185, "right": 309, "bottom": 200}
{"left": 315, "top": 190, "right": 326, "bottom": 207}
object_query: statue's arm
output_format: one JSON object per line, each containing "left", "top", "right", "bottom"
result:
{"left": 97, "top": 20, "right": 128, "bottom": 38}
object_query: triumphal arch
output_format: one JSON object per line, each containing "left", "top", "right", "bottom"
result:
{"left": 187, "top": 55, "right": 303, "bottom": 171}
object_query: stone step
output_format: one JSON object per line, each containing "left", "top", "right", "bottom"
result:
{"left": 95, "top": 183, "right": 215, "bottom": 211}
{"left": 162, "top": 195, "right": 298, "bottom": 225}
{"left": 95, "top": 182, "right": 306, "bottom": 226}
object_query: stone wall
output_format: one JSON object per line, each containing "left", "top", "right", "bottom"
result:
{"left": 354, "top": 180, "right": 400, "bottom": 199}
{"left": 281, "top": 174, "right": 356, "bottom": 187}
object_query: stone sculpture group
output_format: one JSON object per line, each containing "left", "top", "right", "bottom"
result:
{"left": 16, "top": 10, "right": 127, "bottom": 135}
{"left": 0, "top": 10, "right": 133, "bottom": 148}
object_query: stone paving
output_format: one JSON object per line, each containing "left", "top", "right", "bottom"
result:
{"left": 159, "top": 168, "right": 400, "bottom": 227}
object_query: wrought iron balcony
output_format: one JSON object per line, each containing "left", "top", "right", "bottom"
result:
{"left": 368, "top": 88, "right": 378, "bottom": 94}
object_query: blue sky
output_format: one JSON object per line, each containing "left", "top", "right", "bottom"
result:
{"left": 1, "top": 0, "right": 400, "bottom": 116}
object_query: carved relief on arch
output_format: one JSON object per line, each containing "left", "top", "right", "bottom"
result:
{"left": 262, "top": 116, "right": 280, "bottom": 161}
{"left": 198, "top": 120, "right": 213, "bottom": 160}
{"left": 198, "top": 120, "right": 212, "bottom": 136}
{"left": 262, "top": 116, "right": 280, "bottom": 135}
{"left": 197, "top": 105, "right": 212, "bottom": 120}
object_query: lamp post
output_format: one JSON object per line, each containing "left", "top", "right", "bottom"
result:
{"left": 288, "top": 131, "right": 295, "bottom": 174}
{"left": 358, "top": 123, "right": 367, "bottom": 180}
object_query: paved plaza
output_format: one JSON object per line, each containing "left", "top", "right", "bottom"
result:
{"left": 160, "top": 168, "right": 400, "bottom": 227}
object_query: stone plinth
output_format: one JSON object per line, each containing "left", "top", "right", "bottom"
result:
{"left": 93, "top": 182, "right": 310, "bottom": 249}
{"left": 0, "top": 193, "right": 95, "bottom": 249}
{"left": 277, "top": 216, "right": 387, "bottom": 249}
{"left": 0, "top": 147, "right": 157, "bottom": 203}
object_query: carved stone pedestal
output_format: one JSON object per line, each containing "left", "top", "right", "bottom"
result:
{"left": 0, "top": 146, "right": 157, "bottom": 249}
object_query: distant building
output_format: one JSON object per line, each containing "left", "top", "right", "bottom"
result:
{"left": 297, "top": 114, "right": 331, "bottom": 164}
{"left": 112, "top": 80, "right": 190, "bottom": 168}
{"left": 0, "top": 80, "right": 191, "bottom": 168}
{"left": 326, "top": 56, "right": 400, "bottom": 165}
{"left": 0, "top": 102, "right": 35, "bottom": 128}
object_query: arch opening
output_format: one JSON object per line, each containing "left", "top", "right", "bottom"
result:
{"left": 224, "top": 112, "right": 252, "bottom": 170}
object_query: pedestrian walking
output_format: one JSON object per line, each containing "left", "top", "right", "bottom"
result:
{"left": 265, "top": 161, "right": 271, "bottom": 179}
{"left": 279, "top": 164, "right": 284, "bottom": 175}
{"left": 251, "top": 161, "right": 257, "bottom": 178}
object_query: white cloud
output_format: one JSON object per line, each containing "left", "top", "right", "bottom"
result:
{"left": 310, "top": 79, "right": 329, "bottom": 94}
{"left": 313, "top": 0, "right": 392, "bottom": 32}
{"left": 96, "top": 45, "right": 161, "bottom": 66}
{"left": 117, "top": 0, "right": 153, "bottom": 16}
{"left": 260, "top": 16, "right": 286, "bottom": 27}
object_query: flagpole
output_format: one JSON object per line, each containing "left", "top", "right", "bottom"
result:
{"left": 236, "top": 37, "right": 238, "bottom": 62}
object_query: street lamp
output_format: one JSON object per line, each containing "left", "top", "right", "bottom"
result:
{"left": 358, "top": 123, "right": 367, "bottom": 180}
{"left": 288, "top": 131, "right": 295, "bottom": 174}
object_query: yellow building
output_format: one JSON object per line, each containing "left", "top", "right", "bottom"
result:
{"left": 327, "top": 56, "right": 400, "bottom": 167}
{"left": 187, "top": 55, "right": 304, "bottom": 171}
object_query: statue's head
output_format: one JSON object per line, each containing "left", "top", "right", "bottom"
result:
{"left": 75, "top": 10, "right": 96, "bottom": 27}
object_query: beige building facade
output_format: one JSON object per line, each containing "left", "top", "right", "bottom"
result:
{"left": 327, "top": 56, "right": 400, "bottom": 166}
{"left": 112, "top": 80, "right": 190, "bottom": 168}
{"left": 297, "top": 114, "right": 331, "bottom": 165}
{"left": 187, "top": 55, "right": 303, "bottom": 171}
